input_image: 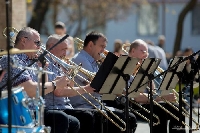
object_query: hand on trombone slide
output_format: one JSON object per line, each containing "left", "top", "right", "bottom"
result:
{"left": 53, "top": 76, "right": 95, "bottom": 97}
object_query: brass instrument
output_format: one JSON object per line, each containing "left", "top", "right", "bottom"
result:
{"left": 74, "top": 37, "right": 109, "bottom": 63}
{"left": 40, "top": 46, "right": 126, "bottom": 131}
{"left": 122, "top": 43, "right": 200, "bottom": 130}
{"left": 74, "top": 38, "right": 161, "bottom": 125}
{"left": 145, "top": 86, "right": 200, "bottom": 131}
{"left": 2, "top": 27, "right": 19, "bottom": 44}
{"left": 130, "top": 99, "right": 160, "bottom": 126}
{"left": 149, "top": 64, "right": 199, "bottom": 131}
{"left": 172, "top": 89, "right": 200, "bottom": 116}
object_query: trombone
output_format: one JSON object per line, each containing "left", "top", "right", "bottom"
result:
{"left": 74, "top": 38, "right": 160, "bottom": 126}
{"left": 122, "top": 43, "right": 200, "bottom": 131}
{"left": 40, "top": 46, "right": 126, "bottom": 131}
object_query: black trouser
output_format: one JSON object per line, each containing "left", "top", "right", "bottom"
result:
{"left": 63, "top": 108, "right": 97, "bottom": 133}
{"left": 44, "top": 110, "right": 80, "bottom": 133}
{"left": 132, "top": 103, "right": 186, "bottom": 133}
{"left": 65, "top": 107, "right": 137, "bottom": 133}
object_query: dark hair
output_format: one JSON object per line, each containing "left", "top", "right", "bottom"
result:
{"left": 55, "top": 21, "right": 66, "bottom": 29}
{"left": 83, "top": 31, "right": 107, "bottom": 47}
{"left": 183, "top": 47, "right": 193, "bottom": 53}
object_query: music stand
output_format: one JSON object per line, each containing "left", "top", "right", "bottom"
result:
{"left": 158, "top": 56, "right": 186, "bottom": 95}
{"left": 128, "top": 58, "right": 161, "bottom": 133}
{"left": 157, "top": 56, "right": 186, "bottom": 129}
{"left": 128, "top": 58, "right": 161, "bottom": 97}
{"left": 91, "top": 53, "right": 139, "bottom": 133}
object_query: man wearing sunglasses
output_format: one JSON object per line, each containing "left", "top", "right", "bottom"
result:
{"left": 0, "top": 27, "right": 83, "bottom": 133}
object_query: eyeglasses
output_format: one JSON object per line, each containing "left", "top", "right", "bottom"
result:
{"left": 24, "top": 37, "right": 41, "bottom": 47}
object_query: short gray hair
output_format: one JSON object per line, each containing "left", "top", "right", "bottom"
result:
{"left": 15, "top": 27, "right": 39, "bottom": 44}
{"left": 46, "top": 34, "right": 68, "bottom": 49}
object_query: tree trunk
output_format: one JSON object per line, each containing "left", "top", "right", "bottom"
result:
{"left": 28, "top": 0, "right": 52, "bottom": 33}
{"left": 173, "top": 0, "right": 197, "bottom": 57}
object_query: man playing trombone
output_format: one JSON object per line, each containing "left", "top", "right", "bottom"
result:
{"left": 127, "top": 39, "right": 186, "bottom": 133}
{"left": 69, "top": 31, "right": 137, "bottom": 133}
{"left": 44, "top": 34, "right": 102, "bottom": 133}
{"left": 0, "top": 27, "right": 95, "bottom": 133}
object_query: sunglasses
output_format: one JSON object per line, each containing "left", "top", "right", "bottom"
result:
{"left": 24, "top": 37, "right": 41, "bottom": 47}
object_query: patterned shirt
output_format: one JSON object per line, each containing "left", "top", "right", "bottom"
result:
{"left": 0, "top": 53, "right": 37, "bottom": 90}
{"left": 0, "top": 54, "right": 38, "bottom": 109}
{"left": 69, "top": 50, "right": 101, "bottom": 109}
{"left": 44, "top": 55, "right": 73, "bottom": 110}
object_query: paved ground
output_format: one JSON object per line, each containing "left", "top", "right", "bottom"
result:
{"left": 135, "top": 108, "right": 200, "bottom": 133}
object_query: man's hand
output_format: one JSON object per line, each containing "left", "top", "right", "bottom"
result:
{"left": 161, "top": 93, "right": 177, "bottom": 102}
{"left": 83, "top": 84, "right": 95, "bottom": 94}
{"left": 53, "top": 76, "right": 70, "bottom": 96}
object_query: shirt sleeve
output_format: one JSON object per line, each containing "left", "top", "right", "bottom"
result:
{"left": 0, "top": 56, "right": 31, "bottom": 90}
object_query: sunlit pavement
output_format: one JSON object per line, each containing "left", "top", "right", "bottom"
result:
{"left": 135, "top": 108, "right": 200, "bottom": 133}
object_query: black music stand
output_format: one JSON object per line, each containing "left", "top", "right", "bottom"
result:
{"left": 157, "top": 56, "right": 186, "bottom": 129}
{"left": 91, "top": 52, "right": 139, "bottom": 133}
{"left": 128, "top": 58, "right": 161, "bottom": 133}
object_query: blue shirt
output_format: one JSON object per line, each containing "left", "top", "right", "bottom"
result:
{"left": 44, "top": 55, "right": 73, "bottom": 110}
{"left": 69, "top": 50, "right": 101, "bottom": 109}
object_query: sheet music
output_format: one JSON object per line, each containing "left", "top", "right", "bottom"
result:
{"left": 128, "top": 58, "right": 161, "bottom": 98}
{"left": 158, "top": 56, "right": 186, "bottom": 95}
{"left": 100, "top": 56, "right": 139, "bottom": 100}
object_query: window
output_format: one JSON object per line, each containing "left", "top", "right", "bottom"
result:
{"left": 137, "top": 4, "right": 158, "bottom": 36}
{"left": 192, "top": 4, "right": 200, "bottom": 35}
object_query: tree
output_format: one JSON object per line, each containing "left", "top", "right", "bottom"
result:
{"left": 173, "top": 0, "right": 197, "bottom": 57}
{"left": 28, "top": 0, "right": 53, "bottom": 33}
{"left": 27, "top": 0, "right": 143, "bottom": 37}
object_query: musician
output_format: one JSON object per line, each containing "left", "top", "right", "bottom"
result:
{"left": 0, "top": 27, "right": 85, "bottom": 133}
{"left": 128, "top": 39, "right": 186, "bottom": 133}
{"left": 70, "top": 31, "right": 137, "bottom": 133}
{"left": 45, "top": 34, "right": 100, "bottom": 133}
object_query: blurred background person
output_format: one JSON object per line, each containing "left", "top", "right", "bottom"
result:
{"left": 146, "top": 40, "right": 168, "bottom": 70}
{"left": 54, "top": 21, "right": 75, "bottom": 59}
{"left": 54, "top": 21, "right": 67, "bottom": 36}
{"left": 157, "top": 35, "right": 165, "bottom": 50}
{"left": 113, "top": 39, "right": 124, "bottom": 56}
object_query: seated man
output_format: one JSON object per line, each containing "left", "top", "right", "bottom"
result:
{"left": 0, "top": 27, "right": 84, "bottom": 133}
{"left": 70, "top": 31, "right": 137, "bottom": 133}
{"left": 126, "top": 39, "right": 185, "bottom": 133}
{"left": 45, "top": 34, "right": 104, "bottom": 133}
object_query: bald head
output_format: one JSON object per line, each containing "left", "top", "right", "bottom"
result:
{"left": 128, "top": 39, "right": 148, "bottom": 60}
{"left": 129, "top": 39, "right": 147, "bottom": 53}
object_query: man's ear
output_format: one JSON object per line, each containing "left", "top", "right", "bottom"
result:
{"left": 88, "top": 41, "right": 94, "bottom": 49}
{"left": 21, "top": 37, "right": 26, "bottom": 47}
{"left": 48, "top": 43, "right": 54, "bottom": 50}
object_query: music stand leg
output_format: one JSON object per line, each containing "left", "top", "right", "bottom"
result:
{"left": 149, "top": 80, "right": 153, "bottom": 133}
{"left": 122, "top": 74, "right": 130, "bottom": 133}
